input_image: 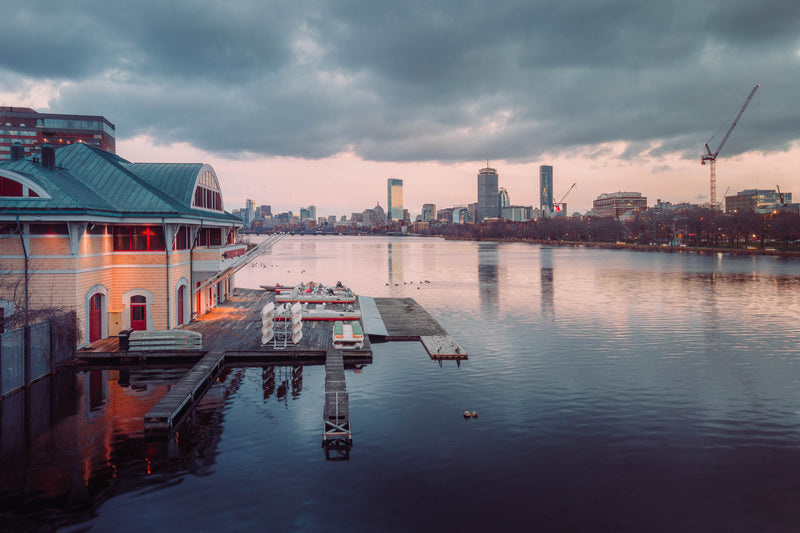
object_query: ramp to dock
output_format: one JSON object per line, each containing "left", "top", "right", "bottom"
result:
{"left": 358, "top": 296, "right": 388, "bottom": 337}
{"left": 370, "top": 298, "right": 466, "bottom": 360}
{"left": 144, "top": 351, "right": 225, "bottom": 435}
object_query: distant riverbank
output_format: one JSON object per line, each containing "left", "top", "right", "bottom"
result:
{"left": 442, "top": 236, "right": 800, "bottom": 258}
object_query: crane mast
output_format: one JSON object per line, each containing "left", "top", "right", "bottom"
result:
{"left": 701, "top": 84, "right": 759, "bottom": 210}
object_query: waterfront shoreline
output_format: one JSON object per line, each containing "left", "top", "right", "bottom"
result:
{"left": 442, "top": 236, "right": 800, "bottom": 258}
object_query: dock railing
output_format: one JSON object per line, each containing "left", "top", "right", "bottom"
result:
{"left": 194, "top": 234, "right": 285, "bottom": 295}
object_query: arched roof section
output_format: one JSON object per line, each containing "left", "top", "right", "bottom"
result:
{"left": 0, "top": 168, "right": 51, "bottom": 199}
{"left": 126, "top": 162, "right": 206, "bottom": 209}
{"left": 190, "top": 165, "right": 224, "bottom": 212}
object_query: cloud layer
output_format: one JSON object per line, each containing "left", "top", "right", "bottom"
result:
{"left": 3, "top": 0, "right": 798, "bottom": 163}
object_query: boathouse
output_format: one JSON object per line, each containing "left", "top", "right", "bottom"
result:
{"left": 0, "top": 142, "right": 244, "bottom": 346}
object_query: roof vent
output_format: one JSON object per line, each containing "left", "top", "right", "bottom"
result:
{"left": 10, "top": 142, "right": 24, "bottom": 162}
{"left": 41, "top": 143, "right": 55, "bottom": 170}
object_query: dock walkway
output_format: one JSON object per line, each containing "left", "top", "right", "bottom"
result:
{"left": 323, "top": 349, "right": 351, "bottom": 459}
{"left": 144, "top": 351, "right": 225, "bottom": 435}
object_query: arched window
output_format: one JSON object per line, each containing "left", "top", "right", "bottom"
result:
{"left": 192, "top": 169, "right": 223, "bottom": 211}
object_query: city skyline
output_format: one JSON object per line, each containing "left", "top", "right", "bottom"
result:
{"left": 2, "top": 2, "right": 798, "bottom": 214}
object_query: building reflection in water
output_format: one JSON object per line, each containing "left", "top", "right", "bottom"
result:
{"left": 0, "top": 366, "right": 242, "bottom": 529}
{"left": 388, "top": 241, "right": 404, "bottom": 285}
{"left": 477, "top": 242, "right": 499, "bottom": 309}
{"left": 540, "top": 248, "right": 554, "bottom": 320}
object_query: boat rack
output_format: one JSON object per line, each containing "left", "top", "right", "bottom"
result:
{"left": 261, "top": 302, "right": 303, "bottom": 349}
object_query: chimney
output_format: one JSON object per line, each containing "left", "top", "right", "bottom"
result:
{"left": 41, "top": 143, "right": 55, "bottom": 170}
{"left": 10, "top": 142, "right": 24, "bottom": 162}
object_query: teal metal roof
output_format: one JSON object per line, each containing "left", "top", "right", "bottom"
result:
{"left": 0, "top": 143, "right": 240, "bottom": 223}
{"left": 125, "top": 163, "right": 204, "bottom": 207}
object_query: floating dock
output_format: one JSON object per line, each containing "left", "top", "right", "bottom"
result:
{"left": 323, "top": 349, "right": 351, "bottom": 459}
{"left": 361, "top": 297, "right": 467, "bottom": 360}
{"left": 143, "top": 351, "right": 225, "bottom": 435}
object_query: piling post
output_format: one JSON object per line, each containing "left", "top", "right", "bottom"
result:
{"left": 23, "top": 325, "right": 31, "bottom": 388}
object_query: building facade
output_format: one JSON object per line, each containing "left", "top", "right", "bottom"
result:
{"left": 592, "top": 192, "right": 648, "bottom": 219}
{"left": 422, "top": 203, "right": 437, "bottom": 222}
{"left": 725, "top": 189, "right": 794, "bottom": 214}
{"left": 1, "top": 107, "right": 115, "bottom": 161}
{"left": 0, "top": 143, "right": 243, "bottom": 347}
{"left": 387, "top": 178, "right": 403, "bottom": 220}
{"left": 477, "top": 167, "right": 499, "bottom": 222}
{"left": 501, "top": 205, "right": 532, "bottom": 222}
{"left": 540, "top": 165, "right": 553, "bottom": 215}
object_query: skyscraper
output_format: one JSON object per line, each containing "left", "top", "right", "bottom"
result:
{"left": 477, "top": 166, "right": 499, "bottom": 222}
{"left": 245, "top": 199, "right": 256, "bottom": 226}
{"left": 540, "top": 165, "right": 554, "bottom": 215}
{"left": 387, "top": 178, "right": 403, "bottom": 220}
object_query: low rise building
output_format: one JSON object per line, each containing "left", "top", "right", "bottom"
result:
{"left": 592, "top": 192, "right": 648, "bottom": 219}
{"left": 1, "top": 107, "right": 116, "bottom": 161}
{"left": 0, "top": 143, "right": 243, "bottom": 346}
{"left": 725, "top": 189, "right": 795, "bottom": 214}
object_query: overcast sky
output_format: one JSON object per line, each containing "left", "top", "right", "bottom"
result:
{"left": 2, "top": 0, "right": 798, "bottom": 215}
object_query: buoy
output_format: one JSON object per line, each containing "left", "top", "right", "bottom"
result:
{"left": 463, "top": 411, "right": 471, "bottom": 418}
{"left": 471, "top": 411, "right": 478, "bottom": 418}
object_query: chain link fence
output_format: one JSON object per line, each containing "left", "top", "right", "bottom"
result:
{"left": 1, "top": 312, "right": 76, "bottom": 397}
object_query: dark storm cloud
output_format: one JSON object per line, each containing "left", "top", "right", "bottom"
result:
{"left": 4, "top": 0, "right": 798, "bottom": 162}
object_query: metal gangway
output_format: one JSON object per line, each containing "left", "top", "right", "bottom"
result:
{"left": 195, "top": 233, "right": 284, "bottom": 296}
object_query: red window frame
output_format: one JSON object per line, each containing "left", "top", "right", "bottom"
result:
{"left": 113, "top": 226, "right": 166, "bottom": 251}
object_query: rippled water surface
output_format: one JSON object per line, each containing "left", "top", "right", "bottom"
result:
{"left": 3, "top": 236, "right": 800, "bottom": 532}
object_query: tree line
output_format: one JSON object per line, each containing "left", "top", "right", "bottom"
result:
{"left": 418, "top": 208, "right": 800, "bottom": 251}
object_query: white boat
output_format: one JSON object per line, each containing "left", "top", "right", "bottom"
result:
{"left": 275, "top": 282, "right": 356, "bottom": 304}
{"left": 332, "top": 320, "right": 364, "bottom": 349}
{"left": 270, "top": 302, "right": 361, "bottom": 321}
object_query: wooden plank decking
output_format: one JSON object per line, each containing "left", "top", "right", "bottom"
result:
{"left": 80, "top": 288, "right": 371, "bottom": 361}
{"left": 371, "top": 297, "right": 467, "bottom": 360}
{"left": 144, "top": 351, "right": 225, "bottom": 435}
{"left": 77, "top": 289, "right": 464, "bottom": 444}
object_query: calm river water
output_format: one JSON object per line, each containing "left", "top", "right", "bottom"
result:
{"left": 3, "top": 236, "right": 800, "bottom": 532}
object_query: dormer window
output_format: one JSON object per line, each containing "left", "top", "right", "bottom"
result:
{"left": 192, "top": 169, "right": 222, "bottom": 211}
{"left": 0, "top": 176, "right": 40, "bottom": 197}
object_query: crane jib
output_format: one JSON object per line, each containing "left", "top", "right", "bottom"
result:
{"left": 707, "top": 83, "right": 760, "bottom": 159}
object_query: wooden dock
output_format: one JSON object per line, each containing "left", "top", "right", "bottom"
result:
{"left": 78, "top": 289, "right": 465, "bottom": 444}
{"left": 80, "top": 289, "right": 371, "bottom": 362}
{"left": 369, "top": 297, "right": 467, "bottom": 360}
{"left": 143, "top": 351, "right": 225, "bottom": 435}
{"left": 323, "top": 349, "right": 352, "bottom": 459}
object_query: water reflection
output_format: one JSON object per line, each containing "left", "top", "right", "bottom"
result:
{"left": 262, "top": 366, "right": 275, "bottom": 401}
{"left": 388, "top": 241, "right": 403, "bottom": 285}
{"left": 540, "top": 248, "right": 554, "bottom": 320}
{"left": 0, "top": 367, "right": 241, "bottom": 530}
{"left": 271, "top": 366, "right": 304, "bottom": 405}
{"left": 477, "top": 242, "right": 499, "bottom": 309}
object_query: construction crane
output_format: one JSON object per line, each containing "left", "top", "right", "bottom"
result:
{"left": 553, "top": 182, "right": 576, "bottom": 214}
{"left": 777, "top": 185, "right": 785, "bottom": 206}
{"left": 716, "top": 186, "right": 730, "bottom": 210}
{"left": 702, "top": 83, "right": 759, "bottom": 210}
